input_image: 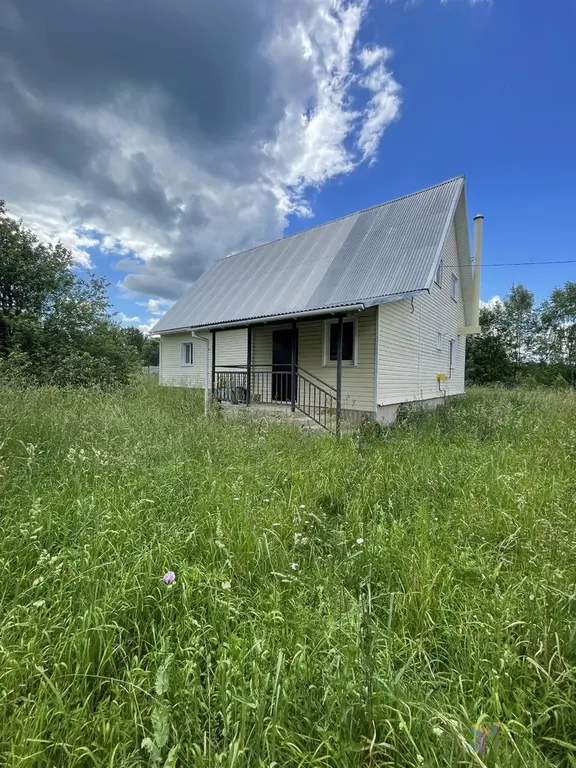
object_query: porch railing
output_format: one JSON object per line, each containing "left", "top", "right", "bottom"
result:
{"left": 213, "top": 365, "right": 338, "bottom": 433}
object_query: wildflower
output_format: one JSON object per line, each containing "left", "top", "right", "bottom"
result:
{"left": 290, "top": 562, "right": 299, "bottom": 570}
{"left": 162, "top": 571, "right": 176, "bottom": 586}
{"left": 529, "top": 594, "right": 535, "bottom": 601}
{"left": 221, "top": 580, "right": 231, "bottom": 590}
{"left": 432, "top": 726, "right": 444, "bottom": 737}
{"left": 356, "top": 537, "right": 365, "bottom": 545}
{"left": 233, "top": 497, "right": 240, "bottom": 502}
{"left": 416, "top": 755, "right": 424, "bottom": 764}
{"left": 263, "top": 498, "right": 270, "bottom": 503}
{"left": 299, "top": 504, "right": 306, "bottom": 509}
{"left": 32, "top": 599, "right": 46, "bottom": 609}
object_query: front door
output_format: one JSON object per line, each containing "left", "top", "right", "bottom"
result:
{"left": 272, "top": 328, "right": 296, "bottom": 402}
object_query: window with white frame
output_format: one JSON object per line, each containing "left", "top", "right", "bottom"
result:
{"left": 324, "top": 318, "right": 356, "bottom": 365}
{"left": 449, "top": 339, "right": 456, "bottom": 375}
{"left": 434, "top": 258, "right": 443, "bottom": 288}
{"left": 436, "top": 331, "right": 443, "bottom": 351}
{"left": 451, "top": 273, "right": 459, "bottom": 301}
{"left": 181, "top": 342, "right": 194, "bottom": 366}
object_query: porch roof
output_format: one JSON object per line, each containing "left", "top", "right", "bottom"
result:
{"left": 152, "top": 176, "right": 469, "bottom": 333}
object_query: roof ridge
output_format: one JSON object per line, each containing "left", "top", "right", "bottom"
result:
{"left": 212, "top": 175, "right": 465, "bottom": 265}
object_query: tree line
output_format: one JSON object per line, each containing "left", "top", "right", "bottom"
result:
{"left": 466, "top": 282, "right": 576, "bottom": 387}
{"left": 0, "top": 200, "right": 155, "bottom": 388}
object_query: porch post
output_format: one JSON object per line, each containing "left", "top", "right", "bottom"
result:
{"left": 211, "top": 329, "right": 216, "bottom": 397}
{"left": 336, "top": 315, "right": 343, "bottom": 438}
{"left": 246, "top": 325, "right": 252, "bottom": 405}
{"left": 290, "top": 320, "right": 297, "bottom": 412}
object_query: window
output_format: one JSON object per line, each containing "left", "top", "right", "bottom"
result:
{"left": 451, "top": 273, "right": 459, "bottom": 301}
{"left": 181, "top": 342, "right": 194, "bottom": 366}
{"left": 434, "top": 258, "right": 443, "bottom": 288}
{"left": 324, "top": 319, "right": 355, "bottom": 365}
{"left": 436, "top": 331, "right": 443, "bottom": 351}
{"left": 449, "top": 340, "right": 456, "bottom": 375}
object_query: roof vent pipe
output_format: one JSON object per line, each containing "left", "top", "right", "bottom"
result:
{"left": 471, "top": 214, "right": 484, "bottom": 331}
{"left": 460, "top": 214, "right": 484, "bottom": 335}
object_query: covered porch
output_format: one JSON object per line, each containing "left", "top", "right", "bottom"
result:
{"left": 209, "top": 308, "right": 376, "bottom": 434}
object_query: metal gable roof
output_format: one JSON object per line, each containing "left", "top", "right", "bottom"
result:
{"left": 152, "top": 176, "right": 466, "bottom": 332}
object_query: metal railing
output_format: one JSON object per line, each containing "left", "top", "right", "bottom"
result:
{"left": 214, "top": 365, "right": 339, "bottom": 433}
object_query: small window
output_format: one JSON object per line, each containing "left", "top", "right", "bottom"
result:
{"left": 434, "top": 258, "right": 443, "bottom": 287}
{"left": 449, "top": 340, "right": 456, "bottom": 375}
{"left": 181, "top": 342, "right": 194, "bottom": 366}
{"left": 436, "top": 331, "right": 443, "bottom": 351}
{"left": 451, "top": 274, "right": 459, "bottom": 301}
{"left": 325, "top": 319, "right": 355, "bottom": 364}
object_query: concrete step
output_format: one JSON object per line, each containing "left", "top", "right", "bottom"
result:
{"left": 220, "top": 403, "right": 332, "bottom": 433}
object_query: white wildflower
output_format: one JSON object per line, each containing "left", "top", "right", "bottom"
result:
{"left": 221, "top": 581, "right": 231, "bottom": 590}
{"left": 356, "top": 537, "right": 365, "bottom": 545}
{"left": 290, "top": 562, "right": 299, "bottom": 570}
{"left": 299, "top": 504, "right": 306, "bottom": 509}
{"left": 32, "top": 599, "right": 46, "bottom": 609}
{"left": 233, "top": 497, "right": 240, "bottom": 502}
{"left": 432, "top": 726, "right": 444, "bottom": 737}
{"left": 263, "top": 498, "right": 270, "bottom": 503}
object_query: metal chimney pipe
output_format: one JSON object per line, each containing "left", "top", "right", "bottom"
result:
{"left": 471, "top": 214, "right": 484, "bottom": 332}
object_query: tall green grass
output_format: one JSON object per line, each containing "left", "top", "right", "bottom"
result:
{"left": 0, "top": 381, "right": 575, "bottom": 766}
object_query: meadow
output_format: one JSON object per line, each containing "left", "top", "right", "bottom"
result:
{"left": 0, "top": 381, "right": 575, "bottom": 767}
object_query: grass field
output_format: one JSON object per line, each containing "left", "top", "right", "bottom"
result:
{"left": 0, "top": 381, "right": 575, "bottom": 767}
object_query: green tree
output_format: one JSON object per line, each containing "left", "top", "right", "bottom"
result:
{"left": 142, "top": 337, "right": 160, "bottom": 366}
{"left": 466, "top": 306, "right": 513, "bottom": 384}
{"left": 501, "top": 285, "right": 538, "bottom": 383}
{"left": 541, "top": 281, "right": 576, "bottom": 385}
{"left": 0, "top": 200, "right": 138, "bottom": 388}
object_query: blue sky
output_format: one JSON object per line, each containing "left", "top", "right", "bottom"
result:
{"left": 289, "top": 0, "right": 576, "bottom": 307}
{"left": 2, "top": 0, "right": 574, "bottom": 330}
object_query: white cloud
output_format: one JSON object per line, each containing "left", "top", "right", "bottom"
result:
{"left": 480, "top": 296, "right": 503, "bottom": 309}
{"left": 137, "top": 298, "right": 173, "bottom": 316}
{"left": 118, "top": 312, "right": 141, "bottom": 325}
{"left": 0, "top": 0, "right": 403, "bottom": 302}
{"left": 0, "top": 0, "right": 485, "bottom": 305}
{"left": 138, "top": 319, "right": 160, "bottom": 335}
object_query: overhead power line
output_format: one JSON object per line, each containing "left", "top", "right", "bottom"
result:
{"left": 443, "top": 260, "right": 576, "bottom": 268}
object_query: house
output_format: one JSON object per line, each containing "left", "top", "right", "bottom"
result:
{"left": 151, "top": 176, "right": 483, "bottom": 433}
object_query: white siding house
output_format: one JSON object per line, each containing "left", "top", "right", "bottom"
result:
{"left": 152, "top": 177, "right": 483, "bottom": 432}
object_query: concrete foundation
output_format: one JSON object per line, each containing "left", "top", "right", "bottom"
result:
{"left": 376, "top": 395, "right": 448, "bottom": 425}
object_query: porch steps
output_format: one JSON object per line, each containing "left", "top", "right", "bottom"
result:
{"left": 220, "top": 403, "right": 333, "bottom": 434}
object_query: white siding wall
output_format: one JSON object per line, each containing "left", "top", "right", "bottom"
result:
{"left": 377, "top": 223, "right": 466, "bottom": 406}
{"left": 159, "top": 328, "right": 247, "bottom": 388}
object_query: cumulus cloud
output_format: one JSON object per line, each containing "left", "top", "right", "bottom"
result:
{"left": 480, "top": 296, "right": 503, "bottom": 309}
{"left": 137, "top": 299, "right": 174, "bottom": 317}
{"left": 118, "top": 313, "right": 141, "bottom": 325}
{"left": 0, "top": 0, "right": 404, "bottom": 302}
{"left": 0, "top": 0, "right": 486, "bottom": 306}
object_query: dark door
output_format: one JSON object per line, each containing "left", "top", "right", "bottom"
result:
{"left": 272, "top": 328, "right": 295, "bottom": 402}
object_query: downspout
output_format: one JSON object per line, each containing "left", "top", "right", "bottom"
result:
{"left": 460, "top": 213, "right": 484, "bottom": 335}
{"left": 191, "top": 330, "right": 210, "bottom": 416}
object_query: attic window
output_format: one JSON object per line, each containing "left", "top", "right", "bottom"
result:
{"left": 434, "top": 258, "right": 443, "bottom": 288}
{"left": 451, "top": 274, "right": 459, "bottom": 301}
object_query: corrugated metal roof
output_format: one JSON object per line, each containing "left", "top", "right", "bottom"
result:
{"left": 152, "top": 176, "right": 466, "bottom": 332}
